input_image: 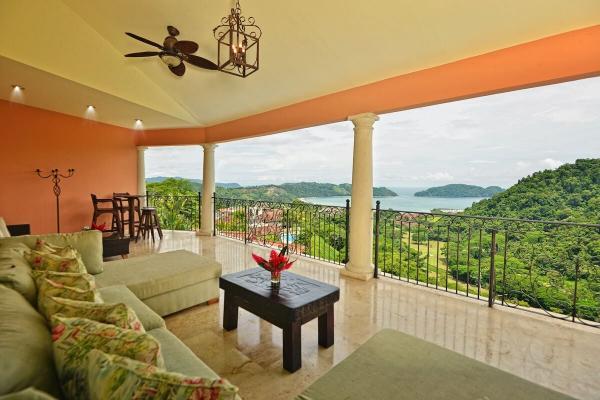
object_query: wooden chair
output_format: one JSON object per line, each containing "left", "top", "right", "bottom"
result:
{"left": 113, "top": 192, "right": 142, "bottom": 237}
{"left": 91, "top": 194, "right": 122, "bottom": 234}
{"left": 136, "top": 207, "right": 163, "bottom": 242}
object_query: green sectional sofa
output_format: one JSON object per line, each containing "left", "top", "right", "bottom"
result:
{"left": 0, "top": 230, "right": 226, "bottom": 399}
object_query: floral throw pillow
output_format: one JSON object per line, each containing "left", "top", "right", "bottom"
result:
{"left": 86, "top": 349, "right": 239, "bottom": 400}
{"left": 51, "top": 316, "right": 164, "bottom": 400}
{"left": 37, "top": 278, "right": 101, "bottom": 317}
{"left": 43, "top": 297, "right": 144, "bottom": 332}
{"left": 25, "top": 251, "right": 86, "bottom": 273}
{"left": 31, "top": 270, "right": 96, "bottom": 291}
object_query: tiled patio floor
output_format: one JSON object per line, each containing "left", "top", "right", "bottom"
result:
{"left": 128, "top": 231, "right": 600, "bottom": 400}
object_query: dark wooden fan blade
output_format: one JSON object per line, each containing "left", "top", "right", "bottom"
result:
{"left": 174, "top": 40, "right": 199, "bottom": 54}
{"left": 125, "top": 51, "right": 161, "bottom": 57}
{"left": 184, "top": 54, "right": 218, "bottom": 70}
{"left": 169, "top": 62, "right": 186, "bottom": 76}
{"left": 125, "top": 32, "right": 164, "bottom": 50}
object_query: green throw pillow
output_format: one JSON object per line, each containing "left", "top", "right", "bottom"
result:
{"left": 51, "top": 316, "right": 164, "bottom": 399}
{"left": 25, "top": 251, "right": 86, "bottom": 274}
{"left": 86, "top": 349, "right": 238, "bottom": 400}
{"left": 0, "top": 248, "right": 36, "bottom": 305}
{"left": 0, "top": 387, "right": 58, "bottom": 400}
{"left": 0, "top": 286, "right": 62, "bottom": 397}
{"left": 31, "top": 271, "right": 95, "bottom": 291}
{"left": 37, "top": 279, "right": 101, "bottom": 318}
{"left": 43, "top": 297, "right": 144, "bottom": 332}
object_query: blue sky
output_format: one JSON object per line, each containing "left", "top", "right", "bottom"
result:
{"left": 146, "top": 77, "right": 600, "bottom": 188}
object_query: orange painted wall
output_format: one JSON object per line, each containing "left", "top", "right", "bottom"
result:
{"left": 136, "top": 25, "right": 600, "bottom": 146}
{"left": 0, "top": 100, "right": 137, "bottom": 234}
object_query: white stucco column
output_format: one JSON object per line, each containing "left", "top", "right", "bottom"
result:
{"left": 341, "top": 113, "right": 379, "bottom": 281}
{"left": 198, "top": 143, "right": 217, "bottom": 236}
{"left": 137, "top": 146, "right": 147, "bottom": 196}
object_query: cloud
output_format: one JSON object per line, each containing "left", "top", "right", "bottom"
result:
{"left": 468, "top": 160, "right": 496, "bottom": 164}
{"left": 145, "top": 77, "right": 600, "bottom": 188}
{"left": 410, "top": 172, "right": 454, "bottom": 182}
{"left": 541, "top": 158, "right": 564, "bottom": 169}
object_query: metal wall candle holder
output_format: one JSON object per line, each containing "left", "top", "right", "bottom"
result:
{"left": 213, "top": 1, "right": 262, "bottom": 78}
{"left": 35, "top": 168, "right": 75, "bottom": 232}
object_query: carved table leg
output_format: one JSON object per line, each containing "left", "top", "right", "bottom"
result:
{"left": 318, "top": 304, "right": 334, "bottom": 348}
{"left": 283, "top": 321, "right": 302, "bottom": 372}
{"left": 223, "top": 292, "right": 238, "bottom": 331}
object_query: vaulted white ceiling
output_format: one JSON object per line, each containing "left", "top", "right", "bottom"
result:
{"left": 1, "top": 0, "right": 599, "bottom": 129}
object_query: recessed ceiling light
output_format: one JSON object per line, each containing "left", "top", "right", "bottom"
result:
{"left": 134, "top": 119, "right": 144, "bottom": 130}
{"left": 86, "top": 105, "right": 95, "bottom": 110}
{"left": 11, "top": 84, "right": 24, "bottom": 91}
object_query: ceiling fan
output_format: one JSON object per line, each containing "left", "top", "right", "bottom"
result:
{"left": 124, "top": 26, "right": 218, "bottom": 76}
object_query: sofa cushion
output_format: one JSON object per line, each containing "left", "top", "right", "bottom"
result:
{"left": 37, "top": 279, "right": 101, "bottom": 317}
{"left": 25, "top": 251, "right": 86, "bottom": 274}
{"left": 50, "top": 316, "right": 165, "bottom": 399}
{"left": 86, "top": 349, "right": 238, "bottom": 400}
{"left": 42, "top": 297, "right": 144, "bottom": 332}
{"left": 0, "top": 285, "right": 62, "bottom": 397}
{"left": 0, "top": 387, "right": 58, "bottom": 400}
{"left": 31, "top": 271, "right": 96, "bottom": 291}
{"left": 148, "top": 327, "right": 220, "bottom": 379}
{"left": 0, "top": 231, "right": 103, "bottom": 274}
{"left": 95, "top": 250, "right": 221, "bottom": 300}
{"left": 0, "top": 248, "right": 36, "bottom": 305}
{"left": 98, "top": 285, "right": 165, "bottom": 331}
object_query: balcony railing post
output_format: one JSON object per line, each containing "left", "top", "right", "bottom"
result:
{"left": 344, "top": 199, "right": 350, "bottom": 264}
{"left": 373, "top": 200, "right": 381, "bottom": 279}
{"left": 488, "top": 230, "right": 497, "bottom": 308}
{"left": 285, "top": 209, "right": 290, "bottom": 249}
{"left": 244, "top": 203, "right": 248, "bottom": 244}
{"left": 572, "top": 257, "right": 580, "bottom": 322}
{"left": 197, "top": 192, "right": 201, "bottom": 231}
{"left": 212, "top": 192, "right": 217, "bottom": 237}
{"left": 145, "top": 190, "right": 150, "bottom": 207}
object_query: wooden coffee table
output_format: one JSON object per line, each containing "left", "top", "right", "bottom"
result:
{"left": 219, "top": 268, "right": 340, "bottom": 372}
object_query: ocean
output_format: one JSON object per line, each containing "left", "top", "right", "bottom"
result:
{"left": 301, "top": 187, "right": 487, "bottom": 212}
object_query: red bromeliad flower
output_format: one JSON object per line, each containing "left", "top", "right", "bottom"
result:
{"left": 251, "top": 246, "right": 295, "bottom": 277}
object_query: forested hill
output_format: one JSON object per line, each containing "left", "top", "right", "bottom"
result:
{"left": 146, "top": 176, "right": 241, "bottom": 188}
{"left": 415, "top": 184, "right": 504, "bottom": 198}
{"left": 280, "top": 182, "right": 396, "bottom": 198}
{"left": 146, "top": 179, "right": 397, "bottom": 203}
{"left": 464, "top": 159, "right": 600, "bottom": 223}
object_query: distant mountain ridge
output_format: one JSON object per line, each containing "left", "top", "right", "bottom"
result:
{"left": 146, "top": 178, "right": 397, "bottom": 202}
{"left": 146, "top": 176, "right": 241, "bottom": 188}
{"left": 415, "top": 184, "right": 504, "bottom": 198}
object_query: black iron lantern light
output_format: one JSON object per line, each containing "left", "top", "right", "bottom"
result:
{"left": 213, "top": 1, "right": 262, "bottom": 77}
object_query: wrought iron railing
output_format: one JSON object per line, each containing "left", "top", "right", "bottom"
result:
{"left": 143, "top": 192, "right": 599, "bottom": 327}
{"left": 145, "top": 192, "right": 201, "bottom": 231}
{"left": 214, "top": 196, "right": 349, "bottom": 265}
{"left": 372, "top": 201, "right": 600, "bottom": 328}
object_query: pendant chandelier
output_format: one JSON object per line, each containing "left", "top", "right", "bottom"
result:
{"left": 213, "top": 1, "right": 262, "bottom": 78}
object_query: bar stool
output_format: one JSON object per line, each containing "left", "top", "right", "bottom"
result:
{"left": 113, "top": 192, "right": 142, "bottom": 237}
{"left": 136, "top": 207, "right": 163, "bottom": 242}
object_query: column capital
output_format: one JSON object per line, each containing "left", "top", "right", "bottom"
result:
{"left": 202, "top": 143, "right": 218, "bottom": 151}
{"left": 348, "top": 112, "right": 379, "bottom": 128}
{"left": 137, "top": 146, "right": 148, "bottom": 151}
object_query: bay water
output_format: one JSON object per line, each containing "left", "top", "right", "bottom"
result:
{"left": 302, "top": 187, "right": 487, "bottom": 212}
